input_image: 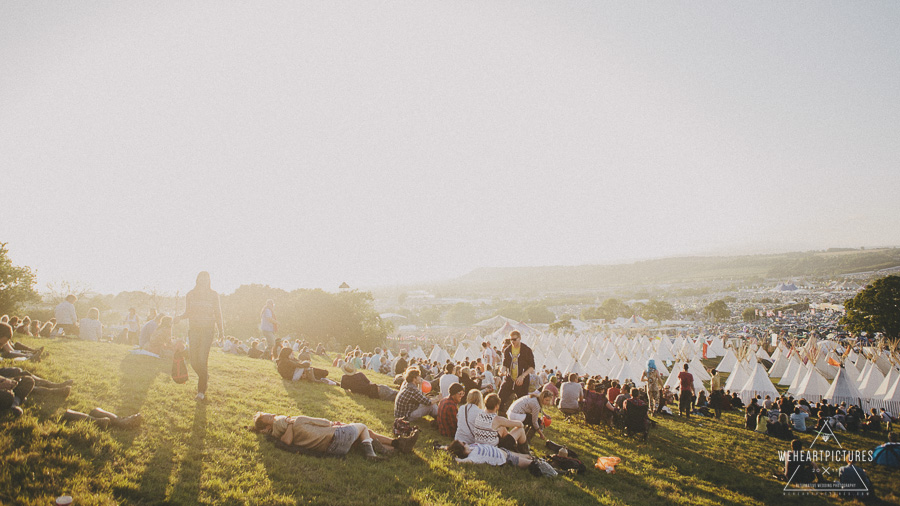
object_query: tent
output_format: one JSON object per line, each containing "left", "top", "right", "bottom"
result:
{"left": 724, "top": 361, "right": 752, "bottom": 392}
{"left": 778, "top": 356, "right": 801, "bottom": 386}
{"left": 768, "top": 353, "right": 788, "bottom": 378}
{"left": 428, "top": 345, "right": 451, "bottom": 363}
{"left": 872, "top": 443, "right": 900, "bottom": 469}
{"left": 823, "top": 368, "right": 864, "bottom": 407}
{"left": 858, "top": 363, "right": 886, "bottom": 400}
{"left": 738, "top": 362, "right": 780, "bottom": 403}
{"left": 716, "top": 349, "right": 739, "bottom": 373}
{"left": 792, "top": 367, "right": 831, "bottom": 403}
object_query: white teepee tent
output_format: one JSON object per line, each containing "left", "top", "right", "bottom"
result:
{"left": 823, "top": 368, "right": 864, "bottom": 408}
{"left": 739, "top": 362, "right": 780, "bottom": 403}
{"left": 792, "top": 367, "right": 831, "bottom": 403}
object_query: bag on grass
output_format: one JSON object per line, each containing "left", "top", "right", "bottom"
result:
{"left": 549, "top": 455, "right": 587, "bottom": 474}
{"left": 172, "top": 350, "right": 189, "bottom": 384}
{"left": 528, "top": 458, "right": 559, "bottom": 477}
{"left": 545, "top": 440, "right": 579, "bottom": 459}
{"left": 393, "top": 417, "right": 416, "bottom": 437}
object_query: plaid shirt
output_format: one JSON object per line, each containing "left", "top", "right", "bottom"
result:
{"left": 394, "top": 382, "right": 431, "bottom": 419}
{"left": 436, "top": 397, "right": 459, "bottom": 437}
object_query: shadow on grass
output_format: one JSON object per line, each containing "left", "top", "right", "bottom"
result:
{"left": 117, "top": 353, "right": 166, "bottom": 415}
{"left": 169, "top": 401, "right": 208, "bottom": 503}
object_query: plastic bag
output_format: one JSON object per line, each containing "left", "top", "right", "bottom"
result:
{"left": 595, "top": 456, "right": 621, "bottom": 473}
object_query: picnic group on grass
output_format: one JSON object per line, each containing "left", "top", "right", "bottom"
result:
{"left": 2, "top": 271, "right": 898, "bottom": 491}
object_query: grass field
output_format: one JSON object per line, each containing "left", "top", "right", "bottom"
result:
{"left": 2, "top": 337, "right": 897, "bottom": 506}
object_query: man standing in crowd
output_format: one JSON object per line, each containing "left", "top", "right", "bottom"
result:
{"left": 498, "top": 331, "right": 534, "bottom": 412}
{"left": 260, "top": 299, "right": 279, "bottom": 360}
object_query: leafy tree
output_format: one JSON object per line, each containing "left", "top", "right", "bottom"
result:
{"left": 643, "top": 300, "right": 675, "bottom": 321}
{"left": 524, "top": 304, "right": 555, "bottom": 324}
{"left": 742, "top": 308, "right": 759, "bottom": 322}
{"left": 494, "top": 304, "right": 526, "bottom": 322}
{"left": 221, "top": 285, "right": 390, "bottom": 350}
{"left": 445, "top": 302, "right": 477, "bottom": 326}
{"left": 417, "top": 306, "right": 445, "bottom": 326}
{"left": 841, "top": 275, "right": 900, "bottom": 340}
{"left": 596, "top": 298, "right": 632, "bottom": 320}
{"left": 579, "top": 306, "right": 603, "bottom": 320}
{"left": 0, "top": 243, "right": 39, "bottom": 316}
{"left": 704, "top": 300, "right": 730, "bottom": 322}
{"left": 548, "top": 319, "right": 574, "bottom": 334}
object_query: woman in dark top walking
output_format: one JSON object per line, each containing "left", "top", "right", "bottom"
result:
{"left": 175, "top": 271, "right": 225, "bottom": 401}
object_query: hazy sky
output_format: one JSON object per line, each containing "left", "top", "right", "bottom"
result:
{"left": 2, "top": 2, "right": 899, "bottom": 295}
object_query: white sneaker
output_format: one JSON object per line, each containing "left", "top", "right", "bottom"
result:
{"left": 195, "top": 392, "right": 205, "bottom": 401}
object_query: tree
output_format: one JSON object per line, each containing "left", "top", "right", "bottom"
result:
{"left": 0, "top": 243, "right": 40, "bottom": 316}
{"left": 642, "top": 300, "right": 675, "bottom": 321}
{"left": 841, "top": 275, "right": 900, "bottom": 340}
{"left": 742, "top": 308, "right": 759, "bottom": 322}
{"left": 595, "top": 298, "right": 632, "bottom": 320}
{"left": 446, "top": 302, "right": 478, "bottom": 326}
{"left": 548, "top": 319, "right": 574, "bottom": 334}
{"left": 704, "top": 300, "right": 730, "bottom": 322}
{"left": 524, "top": 304, "right": 555, "bottom": 324}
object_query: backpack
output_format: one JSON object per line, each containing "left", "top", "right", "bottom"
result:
{"left": 528, "top": 458, "right": 559, "bottom": 477}
{"left": 549, "top": 455, "right": 587, "bottom": 475}
{"left": 393, "top": 417, "right": 416, "bottom": 437}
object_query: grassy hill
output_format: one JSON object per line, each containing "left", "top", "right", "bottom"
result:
{"left": 2, "top": 337, "right": 897, "bottom": 505}
{"left": 410, "top": 248, "right": 900, "bottom": 296}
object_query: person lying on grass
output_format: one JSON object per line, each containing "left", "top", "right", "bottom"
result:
{"left": 0, "top": 322, "right": 44, "bottom": 361}
{"left": 446, "top": 440, "right": 534, "bottom": 469}
{"left": 339, "top": 362, "right": 398, "bottom": 401}
{"left": 0, "top": 367, "right": 72, "bottom": 417}
{"left": 251, "top": 412, "right": 419, "bottom": 460}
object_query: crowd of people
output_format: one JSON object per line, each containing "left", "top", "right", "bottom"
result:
{"left": 2, "top": 272, "right": 896, "bottom": 493}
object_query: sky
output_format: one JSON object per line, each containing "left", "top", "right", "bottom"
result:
{"left": 2, "top": 2, "right": 899, "bottom": 296}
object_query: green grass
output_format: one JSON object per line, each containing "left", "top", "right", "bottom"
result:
{"left": 2, "top": 337, "right": 897, "bottom": 506}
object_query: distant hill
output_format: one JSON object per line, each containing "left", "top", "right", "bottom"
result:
{"left": 413, "top": 248, "right": 900, "bottom": 296}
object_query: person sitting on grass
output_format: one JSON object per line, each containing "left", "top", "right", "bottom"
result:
{"left": 455, "top": 389, "right": 484, "bottom": 444}
{"left": 474, "top": 393, "right": 527, "bottom": 452}
{"left": 837, "top": 453, "right": 874, "bottom": 498}
{"left": 755, "top": 408, "right": 769, "bottom": 434}
{"left": 507, "top": 389, "right": 555, "bottom": 444}
{"left": 251, "top": 411, "right": 418, "bottom": 459}
{"left": 446, "top": 440, "right": 534, "bottom": 470}
{"left": 78, "top": 307, "right": 103, "bottom": 342}
{"left": 15, "top": 316, "right": 33, "bottom": 335}
{"left": 790, "top": 409, "right": 810, "bottom": 433}
{"left": 276, "top": 347, "right": 329, "bottom": 383}
{"left": 767, "top": 413, "right": 794, "bottom": 439}
{"left": 862, "top": 408, "right": 882, "bottom": 432}
{"left": 147, "top": 316, "right": 174, "bottom": 356}
{"left": 394, "top": 367, "right": 438, "bottom": 421}
{"left": 558, "top": 373, "right": 584, "bottom": 418}
{"left": 0, "top": 322, "right": 43, "bottom": 361}
{"left": 39, "top": 319, "right": 56, "bottom": 337}
{"left": 437, "top": 383, "right": 466, "bottom": 438}
{"left": 784, "top": 438, "right": 823, "bottom": 484}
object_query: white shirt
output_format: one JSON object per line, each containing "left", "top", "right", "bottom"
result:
{"left": 55, "top": 301, "right": 77, "bottom": 325}
{"left": 79, "top": 318, "right": 102, "bottom": 342}
{"left": 260, "top": 307, "right": 275, "bottom": 332}
{"left": 481, "top": 370, "right": 495, "bottom": 389}
{"left": 439, "top": 374, "right": 460, "bottom": 398}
